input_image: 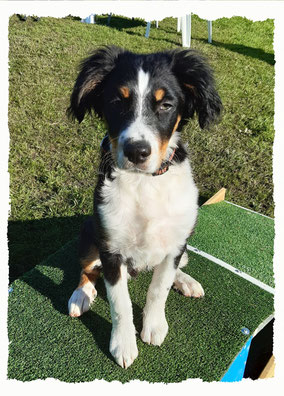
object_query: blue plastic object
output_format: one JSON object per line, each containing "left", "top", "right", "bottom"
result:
{"left": 221, "top": 336, "right": 253, "bottom": 382}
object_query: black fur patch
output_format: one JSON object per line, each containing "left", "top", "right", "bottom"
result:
{"left": 79, "top": 216, "right": 97, "bottom": 259}
{"left": 100, "top": 250, "right": 123, "bottom": 285}
{"left": 172, "top": 141, "right": 188, "bottom": 164}
{"left": 170, "top": 48, "right": 222, "bottom": 129}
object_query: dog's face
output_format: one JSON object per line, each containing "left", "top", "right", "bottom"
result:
{"left": 103, "top": 55, "right": 184, "bottom": 173}
{"left": 68, "top": 46, "right": 222, "bottom": 174}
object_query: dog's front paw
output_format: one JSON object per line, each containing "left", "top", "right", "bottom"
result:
{"left": 68, "top": 283, "right": 97, "bottom": 317}
{"left": 174, "top": 271, "right": 205, "bottom": 298}
{"left": 110, "top": 324, "right": 138, "bottom": 368}
{"left": 141, "top": 312, "right": 168, "bottom": 346}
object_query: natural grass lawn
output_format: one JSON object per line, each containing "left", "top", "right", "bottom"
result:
{"left": 8, "top": 14, "right": 274, "bottom": 282}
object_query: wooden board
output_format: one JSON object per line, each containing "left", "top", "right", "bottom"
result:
{"left": 203, "top": 188, "right": 227, "bottom": 205}
{"left": 259, "top": 355, "right": 275, "bottom": 379}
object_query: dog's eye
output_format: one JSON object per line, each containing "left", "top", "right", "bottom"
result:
{"left": 110, "top": 97, "right": 122, "bottom": 105}
{"left": 159, "top": 103, "right": 173, "bottom": 112}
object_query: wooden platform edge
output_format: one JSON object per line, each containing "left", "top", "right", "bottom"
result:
{"left": 259, "top": 355, "right": 275, "bottom": 379}
{"left": 203, "top": 188, "right": 227, "bottom": 206}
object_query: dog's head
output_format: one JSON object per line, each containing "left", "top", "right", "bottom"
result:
{"left": 68, "top": 46, "right": 222, "bottom": 174}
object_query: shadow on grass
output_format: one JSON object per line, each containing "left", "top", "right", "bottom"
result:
{"left": 125, "top": 29, "right": 180, "bottom": 47}
{"left": 98, "top": 14, "right": 146, "bottom": 30}
{"left": 83, "top": 15, "right": 275, "bottom": 65}
{"left": 8, "top": 214, "right": 87, "bottom": 284}
{"left": 93, "top": 15, "right": 181, "bottom": 47}
{"left": 199, "top": 39, "right": 275, "bottom": 65}
{"left": 9, "top": 214, "right": 144, "bottom": 362}
{"left": 18, "top": 244, "right": 113, "bottom": 361}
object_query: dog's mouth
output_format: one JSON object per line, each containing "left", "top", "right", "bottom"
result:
{"left": 116, "top": 153, "right": 154, "bottom": 174}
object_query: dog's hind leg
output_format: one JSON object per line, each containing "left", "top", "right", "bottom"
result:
{"left": 173, "top": 251, "right": 205, "bottom": 298}
{"left": 68, "top": 252, "right": 101, "bottom": 317}
{"left": 68, "top": 217, "right": 102, "bottom": 317}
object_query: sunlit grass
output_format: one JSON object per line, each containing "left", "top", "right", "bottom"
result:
{"left": 8, "top": 14, "right": 274, "bottom": 281}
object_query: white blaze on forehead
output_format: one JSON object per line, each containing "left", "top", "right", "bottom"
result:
{"left": 137, "top": 68, "right": 150, "bottom": 96}
{"left": 137, "top": 69, "right": 150, "bottom": 115}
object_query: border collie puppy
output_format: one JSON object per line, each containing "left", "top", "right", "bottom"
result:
{"left": 67, "top": 46, "right": 222, "bottom": 368}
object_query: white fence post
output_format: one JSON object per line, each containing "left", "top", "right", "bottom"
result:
{"left": 177, "top": 17, "right": 181, "bottom": 33}
{"left": 182, "top": 14, "right": 191, "bottom": 48}
{"left": 145, "top": 21, "right": 151, "bottom": 38}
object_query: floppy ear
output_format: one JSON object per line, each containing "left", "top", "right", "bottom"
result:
{"left": 171, "top": 49, "right": 222, "bottom": 129}
{"left": 67, "top": 46, "right": 125, "bottom": 123}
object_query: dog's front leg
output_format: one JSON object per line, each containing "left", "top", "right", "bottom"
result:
{"left": 102, "top": 253, "right": 138, "bottom": 368}
{"left": 141, "top": 254, "right": 179, "bottom": 346}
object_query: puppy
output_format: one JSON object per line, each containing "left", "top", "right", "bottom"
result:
{"left": 67, "top": 46, "right": 222, "bottom": 368}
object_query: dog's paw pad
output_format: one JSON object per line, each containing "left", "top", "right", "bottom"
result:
{"left": 68, "top": 284, "right": 97, "bottom": 317}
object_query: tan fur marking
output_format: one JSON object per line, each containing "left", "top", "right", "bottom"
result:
{"left": 119, "top": 86, "right": 130, "bottom": 98}
{"left": 172, "top": 114, "right": 181, "bottom": 135}
{"left": 80, "top": 245, "right": 99, "bottom": 270}
{"left": 78, "top": 268, "right": 101, "bottom": 288}
{"left": 159, "top": 140, "right": 169, "bottom": 164}
{"left": 79, "top": 244, "right": 101, "bottom": 287}
{"left": 158, "top": 115, "right": 181, "bottom": 165}
{"left": 154, "top": 89, "right": 165, "bottom": 101}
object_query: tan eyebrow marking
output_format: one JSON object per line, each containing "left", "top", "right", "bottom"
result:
{"left": 154, "top": 88, "right": 166, "bottom": 101}
{"left": 119, "top": 86, "right": 130, "bottom": 98}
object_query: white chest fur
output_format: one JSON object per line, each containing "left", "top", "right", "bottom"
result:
{"left": 98, "top": 159, "right": 198, "bottom": 270}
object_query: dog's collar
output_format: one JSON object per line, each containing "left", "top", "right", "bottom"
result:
{"left": 100, "top": 135, "right": 175, "bottom": 176}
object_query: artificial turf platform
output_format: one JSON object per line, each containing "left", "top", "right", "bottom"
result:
{"left": 7, "top": 201, "right": 274, "bottom": 383}
{"left": 190, "top": 201, "right": 275, "bottom": 288}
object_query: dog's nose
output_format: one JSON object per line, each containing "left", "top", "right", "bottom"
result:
{"left": 123, "top": 140, "right": 151, "bottom": 164}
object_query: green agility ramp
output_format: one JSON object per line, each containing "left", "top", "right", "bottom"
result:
{"left": 8, "top": 200, "right": 274, "bottom": 382}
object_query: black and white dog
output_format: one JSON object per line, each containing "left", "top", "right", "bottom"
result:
{"left": 67, "top": 46, "right": 222, "bottom": 368}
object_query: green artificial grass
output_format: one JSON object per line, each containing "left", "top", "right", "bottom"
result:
{"left": 189, "top": 201, "right": 275, "bottom": 287}
{"left": 8, "top": 14, "right": 275, "bottom": 283}
{"left": 8, "top": 238, "right": 274, "bottom": 383}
